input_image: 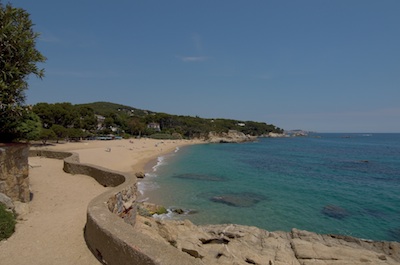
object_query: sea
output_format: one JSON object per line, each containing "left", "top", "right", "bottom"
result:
{"left": 138, "top": 133, "right": 400, "bottom": 242}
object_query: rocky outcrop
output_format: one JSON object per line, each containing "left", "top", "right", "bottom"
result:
{"left": 0, "top": 143, "right": 30, "bottom": 203}
{"left": 207, "top": 130, "right": 257, "bottom": 143}
{"left": 136, "top": 216, "right": 400, "bottom": 265}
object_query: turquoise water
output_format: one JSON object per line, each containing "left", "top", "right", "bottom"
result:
{"left": 139, "top": 133, "right": 400, "bottom": 241}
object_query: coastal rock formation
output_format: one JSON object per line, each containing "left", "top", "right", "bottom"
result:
{"left": 207, "top": 130, "right": 257, "bottom": 143}
{"left": 136, "top": 216, "right": 400, "bottom": 265}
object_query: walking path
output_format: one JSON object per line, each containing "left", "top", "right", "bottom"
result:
{"left": 0, "top": 157, "right": 106, "bottom": 265}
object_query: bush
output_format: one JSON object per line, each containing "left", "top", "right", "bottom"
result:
{"left": 0, "top": 204, "right": 16, "bottom": 240}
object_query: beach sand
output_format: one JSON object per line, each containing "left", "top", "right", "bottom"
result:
{"left": 0, "top": 138, "right": 201, "bottom": 264}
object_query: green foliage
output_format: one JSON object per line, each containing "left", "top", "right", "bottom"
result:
{"left": 0, "top": 204, "right": 16, "bottom": 241}
{"left": 66, "top": 127, "right": 85, "bottom": 140}
{"left": 33, "top": 102, "right": 79, "bottom": 129}
{"left": 15, "top": 110, "right": 42, "bottom": 141}
{"left": 39, "top": 128, "right": 56, "bottom": 144}
{"left": 32, "top": 101, "right": 284, "bottom": 140}
{"left": 77, "top": 101, "right": 153, "bottom": 117}
{"left": 0, "top": 2, "right": 46, "bottom": 142}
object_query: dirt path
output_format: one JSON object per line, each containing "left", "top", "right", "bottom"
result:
{"left": 0, "top": 157, "right": 106, "bottom": 265}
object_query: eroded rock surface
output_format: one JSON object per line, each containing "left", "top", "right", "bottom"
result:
{"left": 136, "top": 216, "right": 400, "bottom": 265}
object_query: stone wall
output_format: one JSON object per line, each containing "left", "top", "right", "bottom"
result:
{"left": 0, "top": 144, "right": 30, "bottom": 202}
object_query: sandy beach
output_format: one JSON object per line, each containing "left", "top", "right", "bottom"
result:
{"left": 0, "top": 138, "right": 201, "bottom": 264}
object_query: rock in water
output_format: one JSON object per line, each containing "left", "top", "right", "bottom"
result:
{"left": 210, "top": 192, "right": 266, "bottom": 207}
{"left": 173, "top": 173, "right": 225, "bottom": 182}
{"left": 321, "top": 205, "right": 350, "bottom": 219}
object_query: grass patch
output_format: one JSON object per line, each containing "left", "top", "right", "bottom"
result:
{"left": 0, "top": 204, "right": 16, "bottom": 240}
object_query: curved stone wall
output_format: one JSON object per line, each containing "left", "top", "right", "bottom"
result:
{"left": 29, "top": 149, "right": 199, "bottom": 265}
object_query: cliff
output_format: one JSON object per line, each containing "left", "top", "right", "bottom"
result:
{"left": 207, "top": 130, "right": 257, "bottom": 143}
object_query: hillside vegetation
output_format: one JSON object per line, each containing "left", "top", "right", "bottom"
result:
{"left": 31, "top": 101, "right": 283, "bottom": 141}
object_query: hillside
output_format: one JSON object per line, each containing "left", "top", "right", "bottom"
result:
{"left": 77, "top": 101, "right": 154, "bottom": 117}
{"left": 32, "top": 101, "right": 283, "bottom": 140}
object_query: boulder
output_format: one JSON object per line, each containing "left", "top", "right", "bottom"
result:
{"left": 0, "top": 192, "right": 14, "bottom": 212}
{"left": 135, "top": 172, "right": 146, "bottom": 178}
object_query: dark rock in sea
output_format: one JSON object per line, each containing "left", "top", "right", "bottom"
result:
{"left": 210, "top": 192, "right": 266, "bottom": 207}
{"left": 321, "top": 205, "right": 350, "bottom": 219}
{"left": 388, "top": 227, "right": 400, "bottom": 242}
{"left": 173, "top": 173, "right": 226, "bottom": 182}
{"left": 172, "top": 208, "right": 185, "bottom": 214}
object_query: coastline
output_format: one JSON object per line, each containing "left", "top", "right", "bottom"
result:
{"left": 3, "top": 137, "right": 399, "bottom": 264}
{"left": 36, "top": 138, "right": 203, "bottom": 173}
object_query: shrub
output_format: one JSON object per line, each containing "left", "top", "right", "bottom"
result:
{"left": 0, "top": 204, "right": 16, "bottom": 240}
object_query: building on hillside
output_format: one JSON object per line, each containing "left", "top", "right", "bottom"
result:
{"left": 95, "top": 115, "right": 106, "bottom": 130}
{"left": 147, "top": 122, "right": 161, "bottom": 132}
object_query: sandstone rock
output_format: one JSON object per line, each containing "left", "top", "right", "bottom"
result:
{"left": 135, "top": 172, "right": 146, "bottom": 178}
{"left": 134, "top": 215, "right": 400, "bottom": 265}
{"left": 0, "top": 192, "right": 14, "bottom": 211}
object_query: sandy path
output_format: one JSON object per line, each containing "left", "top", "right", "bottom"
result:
{"left": 0, "top": 157, "right": 106, "bottom": 265}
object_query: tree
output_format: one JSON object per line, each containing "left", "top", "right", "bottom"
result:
{"left": 15, "top": 110, "right": 42, "bottom": 141}
{"left": 0, "top": 2, "right": 46, "bottom": 142}
{"left": 50, "top": 124, "right": 67, "bottom": 142}
{"left": 39, "top": 128, "right": 56, "bottom": 145}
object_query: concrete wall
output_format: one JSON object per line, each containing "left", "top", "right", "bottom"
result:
{"left": 0, "top": 144, "right": 30, "bottom": 202}
{"left": 29, "top": 149, "right": 200, "bottom": 265}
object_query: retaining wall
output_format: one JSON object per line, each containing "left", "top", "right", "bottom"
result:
{"left": 0, "top": 143, "right": 30, "bottom": 202}
{"left": 29, "top": 149, "right": 199, "bottom": 265}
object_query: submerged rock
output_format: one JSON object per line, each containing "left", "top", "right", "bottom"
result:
{"left": 210, "top": 192, "right": 266, "bottom": 207}
{"left": 173, "top": 173, "right": 225, "bottom": 182}
{"left": 321, "top": 204, "right": 350, "bottom": 219}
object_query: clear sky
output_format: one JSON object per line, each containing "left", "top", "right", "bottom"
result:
{"left": 8, "top": 0, "right": 400, "bottom": 132}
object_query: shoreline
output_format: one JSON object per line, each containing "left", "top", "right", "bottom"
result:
{"left": 5, "top": 137, "right": 399, "bottom": 264}
{"left": 35, "top": 138, "right": 203, "bottom": 173}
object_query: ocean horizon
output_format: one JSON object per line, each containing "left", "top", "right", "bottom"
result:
{"left": 139, "top": 133, "right": 400, "bottom": 242}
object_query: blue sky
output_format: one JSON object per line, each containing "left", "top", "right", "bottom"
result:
{"left": 9, "top": 0, "right": 400, "bottom": 132}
